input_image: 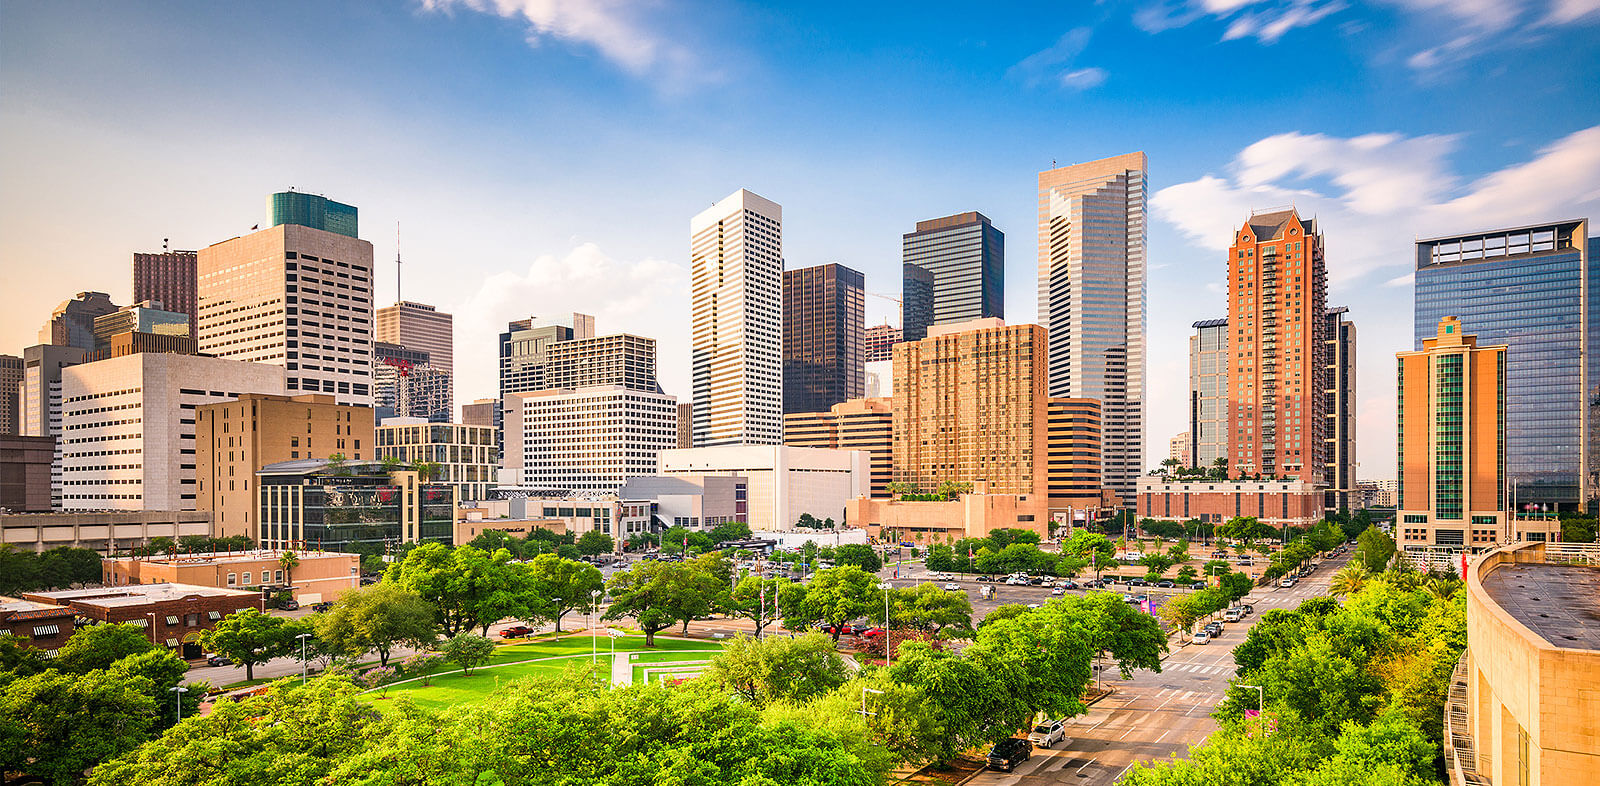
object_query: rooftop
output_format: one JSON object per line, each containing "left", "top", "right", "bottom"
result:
{"left": 28, "top": 583, "right": 258, "bottom": 608}
{"left": 1481, "top": 563, "right": 1600, "bottom": 651}
{"left": 0, "top": 596, "right": 72, "bottom": 618}
{"left": 105, "top": 549, "right": 356, "bottom": 567}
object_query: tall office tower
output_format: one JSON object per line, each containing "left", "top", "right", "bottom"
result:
{"left": 690, "top": 188, "right": 783, "bottom": 447}
{"left": 38, "top": 292, "right": 119, "bottom": 350}
{"left": 1324, "top": 307, "right": 1358, "bottom": 511}
{"left": 784, "top": 397, "right": 893, "bottom": 497}
{"left": 91, "top": 301, "right": 189, "bottom": 350}
{"left": 373, "top": 342, "right": 452, "bottom": 422}
{"left": 892, "top": 319, "right": 1048, "bottom": 496}
{"left": 461, "top": 398, "right": 497, "bottom": 428}
{"left": 376, "top": 301, "right": 454, "bottom": 375}
{"left": 1188, "top": 318, "right": 1229, "bottom": 470}
{"left": 198, "top": 215, "right": 375, "bottom": 407}
{"left": 497, "top": 313, "right": 592, "bottom": 452}
{"left": 270, "top": 191, "right": 359, "bottom": 238}
{"left": 1226, "top": 208, "right": 1328, "bottom": 483}
{"left": 20, "top": 345, "right": 85, "bottom": 508}
{"left": 902, "top": 212, "right": 1005, "bottom": 328}
{"left": 1169, "top": 433, "right": 1191, "bottom": 466}
{"left": 864, "top": 323, "right": 900, "bottom": 363}
{"left": 1415, "top": 220, "right": 1597, "bottom": 512}
{"left": 59, "top": 353, "right": 285, "bottom": 512}
{"left": 503, "top": 386, "right": 678, "bottom": 494}
{"left": 901, "top": 263, "right": 935, "bottom": 342}
{"left": 1047, "top": 397, "right": 1105, "bottom": 517}
{"left": 134, "top": 251, "right": 199, "bottom": 339}
{"left": 782, "top": 263, "right": 865, "bottom": 414}
{"left": 1396, "top": 317, "right": 1507, "bottom": 550}
{"left": 676, "top": 402, "right": 694, "bottom": 449}
{"left": 0, "top": 355, "right": 21, "bottom": 436}
{"left": 196, "top": 393, "right": 373, "bottom": 538}
{"left": 1037, "top": 153, "right": 1148, "bottom": 503}
{"left": 546, "top": 333, "right": 663, "bottom": 392}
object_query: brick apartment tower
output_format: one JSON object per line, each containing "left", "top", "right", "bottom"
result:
{"left": 133, "top": 251, "right": 199, "bottom": 339}
{"left": 1226, "top": 208, "right": 1328, "bottom": 482}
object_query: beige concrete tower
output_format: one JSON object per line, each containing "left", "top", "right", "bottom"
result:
{"left": 690, "top": 189, "right": 783, "bottom": 447}
{"left": 1037, "top": 153, "right": 1147, "bottom": 504}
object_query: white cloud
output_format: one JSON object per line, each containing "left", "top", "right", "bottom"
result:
{"left": 1009, "top": 28, "right": 1108, "bottom": 90}
{"left": 1152, "top": 124, "right": 1600, "bottom": 283}
{"left": 420, "top": 0, "right": 701, "bottom": 84}
{"left": 1547, "top": 0, "right": 1600, "bottom": 23}
{"left": 1378, "top": 0, "right": 1600, "bottom": 69}
{"left": 449, "top": 242, "right": 691, "bottom": 410}
{"left": 1135, "top": 0, "right": 1346, "bottom": 42}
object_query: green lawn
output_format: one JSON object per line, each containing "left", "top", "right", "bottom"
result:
{"left": 370, "top": 655, "right": 612, "bottom": 712}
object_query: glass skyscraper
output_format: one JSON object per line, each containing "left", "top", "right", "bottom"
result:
{"left": 902, "top": 212, "right": 1004, "bottom": 331}
{"left": 1414, "top": 219, "right": 1596, "bottom": 512}
{"left": 271, "top": 191, "right": 359, "bottom": 239}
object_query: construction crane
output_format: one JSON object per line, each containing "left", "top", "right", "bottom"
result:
{"left": 867, "top": 291, "right": 902, "bottom": 328}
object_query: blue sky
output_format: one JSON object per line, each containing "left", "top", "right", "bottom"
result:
{"left": 3, "top": 0, "right": 1598, "bottom": 479}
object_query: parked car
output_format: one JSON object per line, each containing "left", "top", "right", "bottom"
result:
{"left": 1027, "top": 603, "right": 1041, "bottom": 609}
{"left": 1081, "top": 579, "right": 1104, "bottom": 589}
{"left": 277, "top": 599, "right": 300, "bottom": 611}
{"left": 942, "top": 583, "right": 961, "bottom": 591}
{"left": 1238, "top": 557, "right": 1253, "bottom": 566}
{"left": 499, "top": 625, "right": 535, "bottom": 638}
{"left": 1124, "top": 552, "right": 1144, "bottom": 561}
{"left": 310, "top": 601, "right": 333, "bottom": 613}
{"left": 860, "top": 627, "right": 886, "bottom": 639}
{"left": 1028, "top": 719, "right": 1067, "bottom": 748}
{"left": 1051, "top": 587, "right": 1065, "bottom": 596}
{"left": 1223, "top": 608, "right": 1243, "bottom": 622}
{"left": 817, "top": 623, "right": 868, "bottom": 636}
{"left": 1192, "top": 631, "right": 1211, "bottom": 645}
{"left": 1059, "top": 580, "right": 1079, "bottom": 590}
{"left": 1280, "top": 578, "right": 1295, "bottom": 588}
{"left": 986, "top": 737, "right": 1033, "bottom": 771}
{"left": 205, "top": 653, "right": 233, "bottom": 666}
{"left": 1126, "top": 578, "right": 1148, "bottom": 587}
{"left": 1027, "top": 577, "right": 1044, "bottom": 586}
{"left": 976, "top": 575, "right": 992, "bottom": 582}
{"left": 1241, "top": 604, "right": 1255, "bottom": 615}
{"left": 1155, "top": 580, "right": 1175, "bottom": 588}
{"left": 1189, "top": 581, "right": 1207, "bottom": 590}
{"left": 1211, "top": 550, "right": 1231, "bottom": 559}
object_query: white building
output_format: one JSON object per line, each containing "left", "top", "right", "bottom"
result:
{"left": 864, "top": 359, "right": 893, "bottom": 398}
{"left": 690, "top": 189, "right": 783, "bottom": 447}
{"left": 375, "top": 418, "right": 498, "bottom": 502}
{"left": 504, "top": 386, "right": 678, "bottom": 494}
{"left": 617, "top": 474, "right": 747, "bottom": 531}
{"left": 197, "top": 223, "right": 375, "bottom": 406}
{"left": 659, "top": 445, "right": 868, "bottom": 532}
{"left": 59, "top": 353, "right": 285, "bottom": 511}
{"left": 1037, "top": 153, "right": 1147, "bottom": 504}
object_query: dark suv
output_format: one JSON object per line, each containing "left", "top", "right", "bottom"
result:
{"left": 987, "top": 737, "right": 1033, "bottom": 771}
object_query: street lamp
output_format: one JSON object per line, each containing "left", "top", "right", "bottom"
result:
{"left": 607, "top": 628, "right": 625, "bottom": 668}
{"left": 296, "top": 632, "right": 313, "bottom": 684}
{"left": 591, "top": 589, "right": 603, "bottom": 663}
{"left": 169, "top": 685, "right": 189, "bottom": 723}
{"left": 858, "top": 686, "right": 884, "bottom": 718}
{"left": 1238, "top": 683, "right": 1264, "bottom": 715}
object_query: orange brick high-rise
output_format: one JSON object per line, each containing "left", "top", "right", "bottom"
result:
{"left": 1227, "top": 209, "right": 1327, "bottom": 482}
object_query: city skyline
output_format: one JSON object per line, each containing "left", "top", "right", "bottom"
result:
{"left": 4, "top": 2, "right": 1600, "bottom": 477}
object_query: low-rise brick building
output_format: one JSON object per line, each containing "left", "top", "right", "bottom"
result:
{"left": 23, "top": 583, "right": 262, "bottom": 658}
{"left": 1135, "top": 477, "right": 1323, "bottom": 530}
{"left": 102, "top": 549, "right": 360, "bottom": 604}
{"left": 0, "top": 596, "right": 76, "bottom": 654}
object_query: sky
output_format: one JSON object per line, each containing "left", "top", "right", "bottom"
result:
{"left": 3, "top": 0, "right": 1598, "bottom": 480}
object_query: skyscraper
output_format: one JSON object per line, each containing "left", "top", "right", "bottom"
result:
{"left": 1188, "top": 318, "right": 1229, "bottom": 471}
{"left": 1324, "top": 307, "right": 1358, "bottom": 510}
{"left": 376, "top": 301, "right": 454, "bottom": 375}
{"left": 1226, "top": 208, "right": 1327, "bottom": 483}
{"left": 901, "top": 263, "right": 935, "bottom": 342}
{"left": 91, "top": 301, "right": 189, "bottom": 350}
{"left": 198, "top": 220, "right": 375, "bottom": 406}
{"left": 1037, "top": 153, "right": 1147, "bottom": 503}
{"left": 784, "top": 397, "right": 893, "bottom": 497}
{"left": 134, "top": 251, "right": 198, "bottom": 339}
{"left": 270, "top": 191, "right": 358, "bottom": 238}
{"left": 503, "top": 386, "right": 678, "bottom": 494}
{"left": 0, "top": 355, "right": 21, "bottom": 436}
{"left": 783, "top": 263, "right": 865, "bottom": 414}
{"left": 1396, "top": 317, "right": 1507, "bottom": 550}
{"left": 902, "top": 212, "right": 1004, "bottom": 327}
{"left": 373, "top": 342, "right": 452, "bottom": 422}
{"left": 864, "top": 323, "right": 900, "bottom": 363}
{"left": 690, "top": 189, "right": 783, "bottom": 447}
{"left": 545, "top": 333, "right": 662, "bottom": 393}
{"left": 38, "top": 292, "right": 119, "bottom": 350}
{"left": 1414, "top": 219, "right": 1597, "bottom": 511}
{"left": 497, "top": 313, "right": 592, "bottom": 453}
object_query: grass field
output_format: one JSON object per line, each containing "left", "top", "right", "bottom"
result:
{"left": 370, "top": 655, "right": 611, "bottom": 712}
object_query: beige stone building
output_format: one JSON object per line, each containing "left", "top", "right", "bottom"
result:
{"left": 196, "top": 393, "right": 374, "bottom": 540}
{"left": 784, "top": 397, "right": 893, "bottom": 497}
{"left": 1451, "top": 541, "right": 1600, "bottom": 786}
{"left": 847, "top": 483, "right": 1048, "bottom": 543}
{"left": 102, "top": 549, "right": 360, "bottom": 603}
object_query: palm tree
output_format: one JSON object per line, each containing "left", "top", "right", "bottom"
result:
{"left": 278, "top": 550, "right": 300, "bottom": 592}
{"left": 1328, "top": 563, "right": 1370, "bottom": 597}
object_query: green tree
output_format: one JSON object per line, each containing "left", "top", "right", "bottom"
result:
{"left": 1175, "top": 565, "right": 1198, "bottom": 583}
{"left": 0, "top": 668, "right": 157, "bottom": 785}
{"left": 525, "top": 552, "right": 605, "bottom": 633}
{"left": 1219, "top": 571, "right": 1255, "bottom": 602}
{"left": 885, "top": 582, "right": 974, "bottom": 638}
{"left": 314, "top": 582, "right": 437, "bottom": 667}
{"left": 384, "top": 542, "right": 530, "bottom": 636}
{"left": 728, "top": 575, "right": 790, "bottom": 637}
{"left": 603, "top": 560, "right": 718, "bottom": 646}
{"left": 576, "top": 529, "right": 615, "bottom": 556}
{"left": 108, "top": 648, "right": 201, "bottom": 729}
{"left": 778, "top": 565, "right": 878, "bottom": 642}
{"left": 36, "top": 546, "right": 104, "bottom": 589}
{"left": 987, "top": 527, "right": 1040, "bottom": 548}
{"left": 700, "top": 632, "right": 849, "bottom": 707}
{"left": 0, "top": 634, "right": 46, "bottom": 677}
{"left": 0, "top": 545, "right": 41, "bottom": 594}
{"left": 980, "top": 603, "right": 1033, "bottom": 628}
{"left": 437, "top": 633, "right": 496, "bottom": 675}
{"left": 198, "top": 608, "right": 296, "bottom": 681}
{"left": 277, "top": 550, "right": 300, "bottom": 591}
{"left": 1329, "top": 563, "right": 1371, "bottom": 597}
{"left": 1051, "top": 592, "right": 1168, "bottom": 678}
{"left": 1166, "top": 539, "right": 1192, "bottom": 565}
{"left": 832, "top": 543, "right": 883, "bottom": 572}
{"left": 1138, "top": 553, "right": 1176, "bottom": 579}
{"left": 1219, "top": 515, "right": 1276, "bottom": 544}
{"left": 1356, "top": 527, "right": 1397, "bottom": 572}
{"left": 55, "top": 622, "right": 155, "bottom": 673}
{"left": 884, "top": 480, "right": 915, "bottom": 498}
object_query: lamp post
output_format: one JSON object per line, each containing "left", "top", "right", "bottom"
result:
{"left": 169, "top": 685, "right": 188, "bottom": 723}
{"left": 1238, "top": 683, "right": 1264, "bottom": 715}
{"left": 858, "top": 686, "right": 884, "bottom": 718}
{"left": 296, "top": 632, "right": 313, "bottom": 684}
{"left": 591, "top": 589, "right": 602, "bottom": 663}
{"left": 607, "top": 627, "right": 625, "bottom": 667}
{"left": 551, "top": 598, "right": 561, "bottom": 635}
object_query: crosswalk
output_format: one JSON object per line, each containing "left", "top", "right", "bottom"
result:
{"left": 1162, "top": 662, "right": 1233, "bottom": 676}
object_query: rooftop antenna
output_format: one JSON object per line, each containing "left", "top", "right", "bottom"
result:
{"left": 162, "top": 238, "right": 169, "bottom": 252}
{"left": 395, "top": 221, "right": 401, "bottom": 305}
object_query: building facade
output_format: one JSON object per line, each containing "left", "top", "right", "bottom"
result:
{"left": 20, "top": 344, "right": 86, "bottom": 509}
{"left": 197, "top": 221, "right": 375, "bottom": 406}
{"left": 848, "top": 486, "right": 1048, "bottom": 544}
{"left": 256, "top": 459, "right": 454, "bottom": 552}
{"left": 462, "top": 398, "right": 496, "bottom": 429}
{"left": 864, "top": 323, "right": 900, "bottom": 364}
{"left": 784, "top": 397, "right": 893, "bottom": 498}
{"left": 1047, "top": 398, "right": 1107, "bottom": 522}
{"left": 59, "top": 353, "right": 286, "bottom": 512}
{"left": 545, "top": 333, "right": 662, "bottom": 392}
{"left": 373, "top": 341, "right": 452, "bottom": 422}
{"left": 1189, "top": 318, "right": 1229, "bottom": 470}
{"left": 375, "top": 301, "right": 454, "bottom": 375}
{"left": 1414, "top": 219, "right": 1597, "bottom": 512}
{"left": 196, "top": 392, "right": 372, "bottom": 539}
{"left": 676, "top": 402, "right": 693, "bottom": 449}
{"left": 83, "top": 331, "right": 197, "bottom": 362}
{"left": 1169, "top": 432, "right": 1191, "bottom": 467}
{"left": 39, "top": 292, "right": 119, "bottom": 350}
{"left": 91, "top": 302, "right": 189, "bottom": 350}
{"left": 902, "top": 212, "right": 1005, "bottom": 328}
{"left": 690, "top": 189, "right": 784, "bottom": 447}
{"left": 783, "top": 263, "right": 865, "bottom": 415}
{"left": 0, "top": 435, "right": 54, "bottom": 513}
{"left": 134, "top": 250, "right": 199, "bottom": 339}
{"left": 103, "top": 550, "right": 361, "bottom": 603}
{"left": 1037, "top": 153, "right": 1147, "bottom": 503}
{"left": 503, "top": 386, "right": 678, "bottom": 494}
{"left": 617, "top": 475, "right": 748, "bottom": 532}
{"left": 270, "top": 191, "right": 359, "bottom": 238}
{"left": 0, "top": 597, "right": 75, "bottom": 654}
{"left": 23, "top": 584, "right": 262, "bottom": 657}
{"left": 376, "top": 419, "right": 497, "bottom": 502}
{"left": 1325, "top": 307, "right": 1358, "bottom": 510}
{"left": 901, "top": 263, "right": 935, "bottom": 342}
{"left": 660, "top": 445, "right": 868, "bottom": 531}
{"left": 498, "top": 313, "right": 592, "bottom": 451}
{"left": 1135, "top": 477, "right": 1325, "bottom": 530}
{"left": 0, "top": 510, "right": 212, "bottom": 554}
{"left": 0, "top": 354, "right": 21, "bottom": 436}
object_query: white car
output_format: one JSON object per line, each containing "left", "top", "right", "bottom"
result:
{"left": 1028, "top": 719, "right": 1067, "bottom": 748}
{"left": 1192, "top": 631, "right": 1211, "bottom": 645}
{"left": 943, "top": 583, "right": 961, "bottom": 591}
{"left": 1027, "top": 603, "right": 1042, "bottom": 609}
{"left": 1050, "top": 587, "right": 1065, "bottom": 596}
{"left": 1279, "top": 578, "right": 1294, "bottom": 588}
{"left": 1223, "top": 608, "right": 1242, "bottom": 622}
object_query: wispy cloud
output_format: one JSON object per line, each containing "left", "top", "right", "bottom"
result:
{"left": 420, "top": 0, "right": 706, "bottom": 87}
{"left": 1134, "top": 0, "right": 1346, "bottom": 43}
{"left": 1009, "top": 28, "right": 1108, "bottom": 90}
{"left": 1375, "top": 0, "right": 1600, "bottom": 70}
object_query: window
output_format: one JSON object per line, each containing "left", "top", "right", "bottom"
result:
{"left": 275, "top": 570, "right": 284, "bottom": 583}
{"left": 208, "top": 611, "right": 221, "bottom": 620}
{"left": 226, "top": 572, "right": 237, "bottom": 586}
{"left": 165, "top": 615, "right": 179, "bottom": 626}
{"left": 32, "top": 624, "right": 60, "bottom": 637}
{"left": 243, "top": 572, "right": 252, "bottom": 584}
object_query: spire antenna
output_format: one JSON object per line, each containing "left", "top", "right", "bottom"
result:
{"left": 395, "top": 220, "right": 402, "bottom": 305}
